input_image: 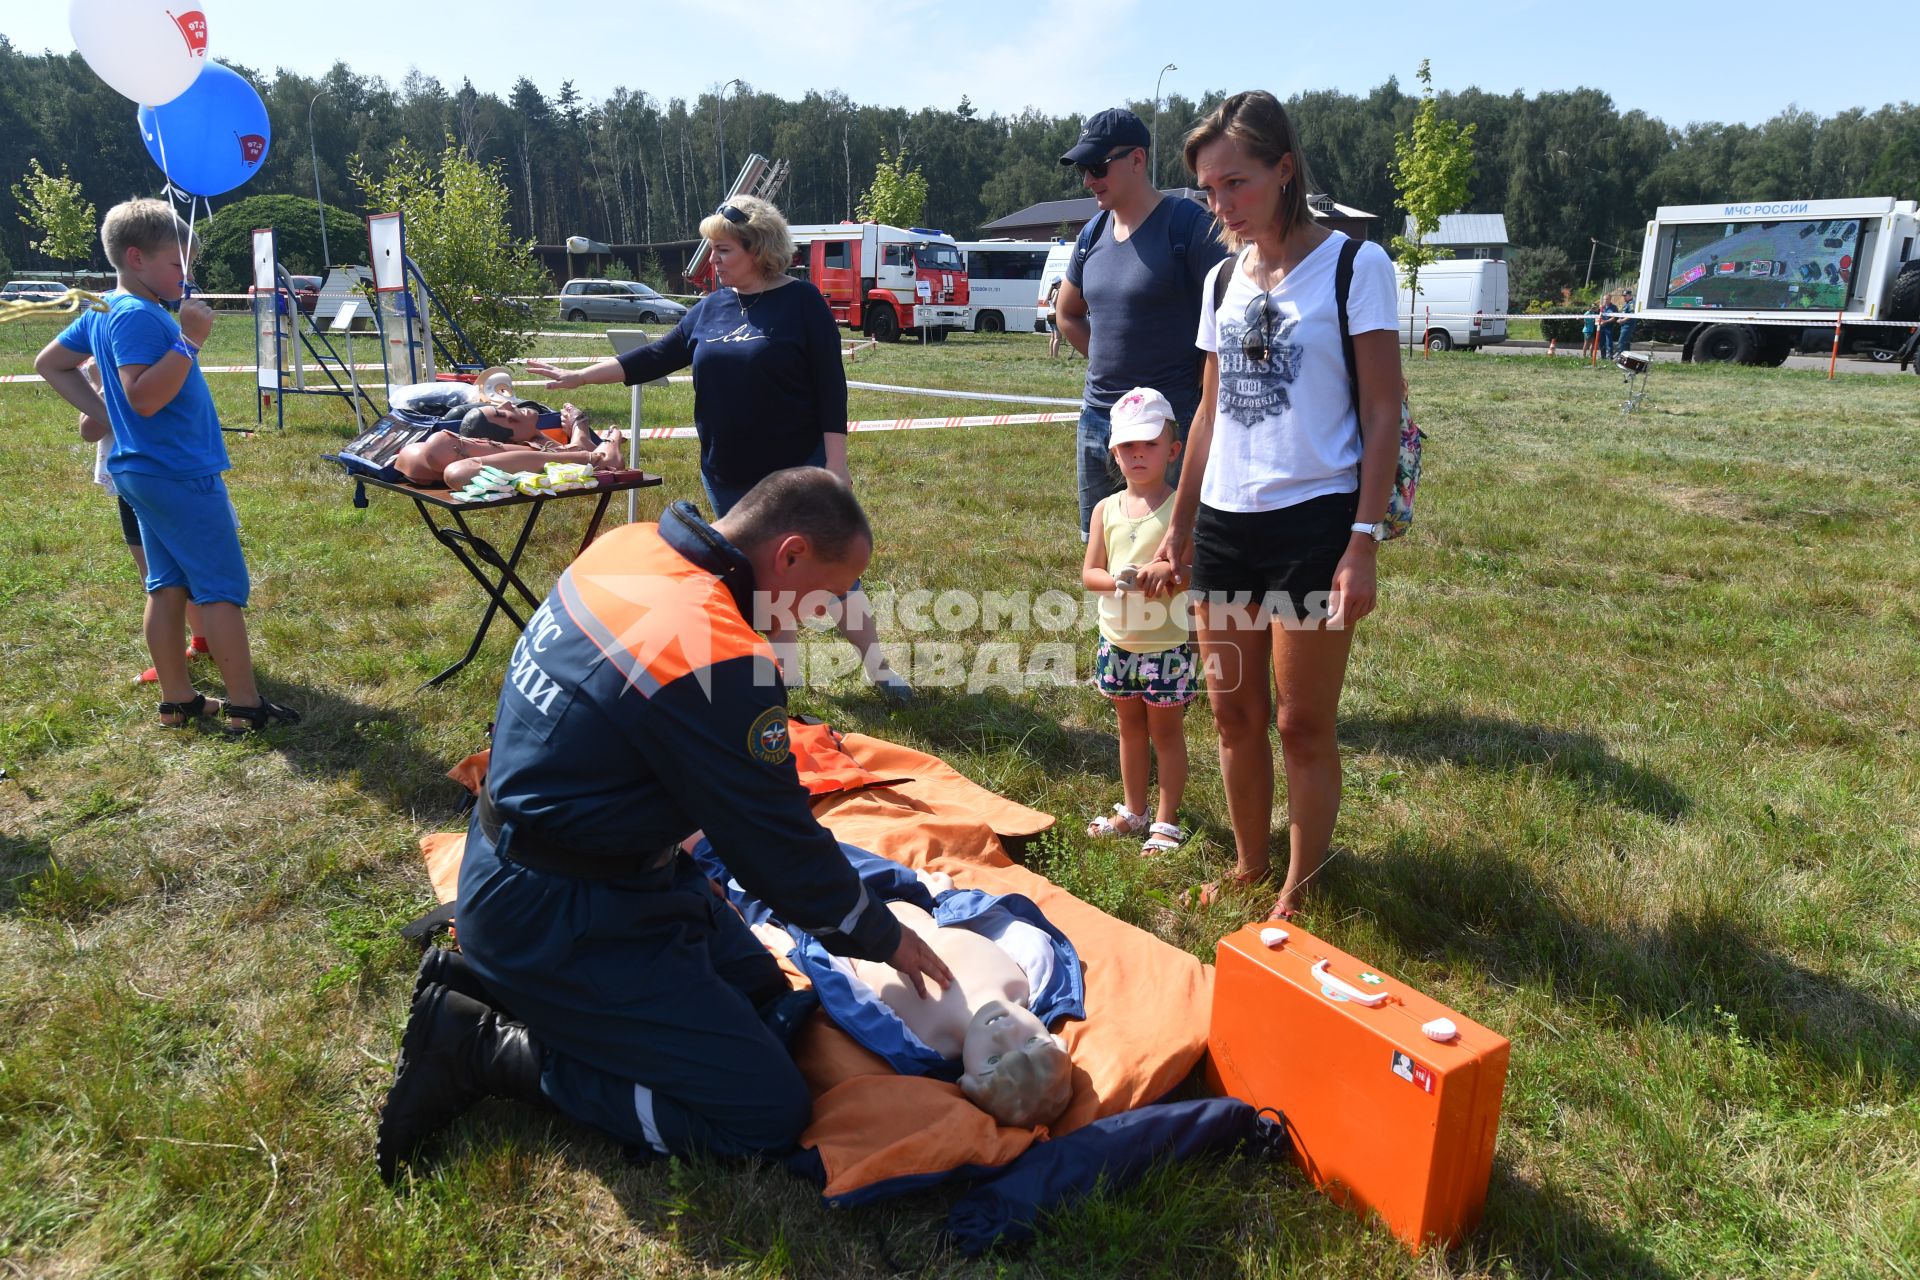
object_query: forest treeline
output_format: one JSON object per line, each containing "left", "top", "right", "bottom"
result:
{"left": 4, "top": 36, "right": 1917, "bottom": 284}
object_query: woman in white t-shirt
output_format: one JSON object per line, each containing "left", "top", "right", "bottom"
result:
{"left": 1154, "top": 91, "right": 1404, "bottom": 922}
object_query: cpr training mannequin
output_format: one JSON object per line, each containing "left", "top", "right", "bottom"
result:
{"left": 393, "top": 399, "right": 624, "bottom": 488}
{"left": 691, "top": 836, "right": 1082, "bottom": 1130}
{"left": 849, "top": 897, "right": 1074, "bottom": 1129}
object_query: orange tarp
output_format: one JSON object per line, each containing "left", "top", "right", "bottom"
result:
{"left": 417, "top": 729, "right": 1213, "bottom": 1199}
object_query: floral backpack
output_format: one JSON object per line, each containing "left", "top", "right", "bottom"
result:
{"left": 1211, "top": 237, "right": 1425, "bottom": 538}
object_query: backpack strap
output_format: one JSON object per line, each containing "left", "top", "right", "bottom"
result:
{"left": 1167, "top": 200, "right": 1195, "bottom": 303}
{"left": 1211, "top": 247, "right": 1241, "bottom": 313}
{"left": 1333, "top": 235, "right": 1362, "bottom": 403}
{"left": 1073, "top": 209, "right": 1110, "bottom": 275}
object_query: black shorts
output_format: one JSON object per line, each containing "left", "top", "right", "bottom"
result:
{"left": 117, "top": 495, "right": 142, "bottom": 547}
{"left": 1190, "top": 490, "right": 1358, "bottom": 613}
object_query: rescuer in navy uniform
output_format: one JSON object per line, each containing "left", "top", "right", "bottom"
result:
{"left": 377, "top": 468, "right": 952, "bottom": 1181}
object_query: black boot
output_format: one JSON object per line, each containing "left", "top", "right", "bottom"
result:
{"left": 410, "top": 946, "right": 508, "bottom": 1016}
{"left": 376, "top": 983, "right": 546, "bottom": 1184}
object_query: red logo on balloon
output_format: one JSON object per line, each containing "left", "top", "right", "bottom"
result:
{"left": 237, "top": 134, "right": 266, "bottom": 166}
{"left": 167, "top": 10, "right": 210, "bottom": 57}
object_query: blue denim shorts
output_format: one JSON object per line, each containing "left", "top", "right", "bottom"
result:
{"left": 112, "top": 470, "right": 250, "bottom": 607}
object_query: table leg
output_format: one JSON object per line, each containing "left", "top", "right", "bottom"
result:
{"left": 411, "top": 497, "right": 541, "bottom": 688}
{"left": 575, "top": 490, "right": 617, "bottom": 557}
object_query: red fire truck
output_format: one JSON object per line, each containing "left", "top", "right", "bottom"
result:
{"left": 785, "top": 222, "right": 969, "bottom": 342}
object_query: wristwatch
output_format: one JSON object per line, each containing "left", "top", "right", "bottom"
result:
{"left": 1350, "top": 521, "right": 1387, "bottom": 542}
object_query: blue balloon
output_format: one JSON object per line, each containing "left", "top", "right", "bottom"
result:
{"left": 136, "top": 62, "right": 270, "bottom": 197}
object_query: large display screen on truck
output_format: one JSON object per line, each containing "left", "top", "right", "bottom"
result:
{"left": 1656, "top": 217, "right": 1860, "bottom": 311}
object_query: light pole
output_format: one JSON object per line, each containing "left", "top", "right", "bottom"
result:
{"left": 716, "top": 78, "right": 743, "bottom": 200}
{"left": 1152, "top": 63, "right": 1177, "bottom": 190}
{"left": 308, "top": 88, "right": 330, "bottom": 271}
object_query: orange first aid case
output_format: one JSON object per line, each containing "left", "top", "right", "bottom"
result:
{"left": 1206, "top": 922, "right": 1510, "bottom": 1250}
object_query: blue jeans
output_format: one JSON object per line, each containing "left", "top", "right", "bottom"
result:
{"left": 699, "top": 440, "right": 830, "bottom": 519}
{"left": 1076, "top": 386, "right": 1199, "bottom": 536}
{"left": 701, "top": 443, "right": 861, "bottom": 596}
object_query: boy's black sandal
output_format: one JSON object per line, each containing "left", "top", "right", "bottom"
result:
{"left": 223, "top": 699, "right": 301, "bottom": 735}
{"left": 157, "top": 692, "right": 220, "bottom": 728}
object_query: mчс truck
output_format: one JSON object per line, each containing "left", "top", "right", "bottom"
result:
{"left": 785, "top": 222, "right": 970, "bottom": 342}
{"left": 1633, "top": 197, "right": 1920, "bottom": 365}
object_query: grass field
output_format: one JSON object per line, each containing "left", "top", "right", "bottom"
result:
{"left": 1, "top": 312, "right": 1917, "bottom": 1278}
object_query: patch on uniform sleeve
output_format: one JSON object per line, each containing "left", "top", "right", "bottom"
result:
{"left": 747, "top": 706, "right": 791, "bottom": 765}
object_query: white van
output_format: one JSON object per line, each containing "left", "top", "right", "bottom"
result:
{"left": 1394, "top": 258, "right": 1508, "bottom": 351}
{"left": 1034, "top": 242, "right": 1076, "bottom": 332}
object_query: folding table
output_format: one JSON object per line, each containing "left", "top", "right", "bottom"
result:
{"left": 353, "top": 469, "right": 663, "bottom": 688}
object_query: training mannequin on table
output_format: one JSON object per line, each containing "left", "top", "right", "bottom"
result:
{"left": 393, "top": 400, "right": 626, "bottom": 489}
{"left": 691, "top": 837, "right": 1081, "bottom": 1130}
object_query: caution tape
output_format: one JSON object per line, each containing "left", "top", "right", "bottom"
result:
{"left": 3, "top": 360, "right": 1083, "bottom": 413}
{"left": 622, "top": 411, "right": 1080, "bottom": 441}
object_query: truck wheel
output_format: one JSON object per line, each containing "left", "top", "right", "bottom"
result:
{"left": 868, "top": 306, "right": 900, "bottom": 343}
{"left": 1694, "top": 324, "right": 1755, "bottom": 364}
{"left": 1889, "top": 261, "right": 1920, "bottom": 323}
{"left": 566, "top": 308, "right": 587, "bottom": 322}
{"left": 1425, "top": 329, "right": 1453, "bottom": 352}
{"left": 976, "top": 311, "right": 1004, "bottom": 333}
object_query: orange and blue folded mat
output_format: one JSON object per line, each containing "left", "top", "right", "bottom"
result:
{"left": 419, "top": 725, "right": 1279, "bottom": 1250}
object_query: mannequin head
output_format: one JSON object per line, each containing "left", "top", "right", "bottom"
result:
{"left": 459, "top": 401, "right": 542, "bottom": 442}
{"left": 957, "top": 1000, "right": 1073, "bottom": 1128}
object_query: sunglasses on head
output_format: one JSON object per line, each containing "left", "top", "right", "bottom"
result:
{"left": 1242, "top": 292, "right": 1276, "bottom": 364}
{"left": 716, "top": 203, "right": 748, "bottom": 225}
{"left": 1077, "top": 146, "right": 1141, "bottom": 179}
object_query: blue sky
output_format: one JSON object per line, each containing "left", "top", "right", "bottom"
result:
{"left": 10, "top": 1, "right": 1911, "bottom": 128}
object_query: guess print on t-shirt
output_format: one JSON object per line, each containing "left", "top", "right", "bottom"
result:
{"left": 1215, "top": 308, "right": 1301, "bottom": 423}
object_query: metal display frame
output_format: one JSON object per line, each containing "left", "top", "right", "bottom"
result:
{"left": 365, "top": 210, "right": 487, "bottom": 398}
{"left": 249, "top": 226, "right": 381, "bottom": 429}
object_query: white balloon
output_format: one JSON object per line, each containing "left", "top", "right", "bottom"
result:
{"left": 68, "top": 0, "right": 209, "bottom": 107}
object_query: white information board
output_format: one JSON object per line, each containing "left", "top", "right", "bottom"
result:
{"left": 367, "top": 212, "right": 406, "bottom": 293}
{"left": 252, "top": 228, "right": 280, "bottom": 390}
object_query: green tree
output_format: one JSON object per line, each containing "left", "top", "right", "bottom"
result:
{"left": 1865, "top": 127, "right": 1920, "bottom": 202}
{"left": 1389, "top": 61, "right": 1476, "bottom": 349}
{"left": 190, "top": 193, "right": 365, "bottom": 293}
{"left": 351, "top": 137, "right": 553, "bottom": 364}
{"left": 856, "top": 147, "right": 928, "bottom": 227}
{"left": 1506, "top": 244, "right": 1575, "bottom": 306}
{"left": 11, "top": 158, "right": 97, "bottom": 271}
{"left": 633, "top": 249, "right": 668, "bottom": 293}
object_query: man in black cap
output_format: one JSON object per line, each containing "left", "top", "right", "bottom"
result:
{"left": 1054, "top": 107, "right": 1225, "bottom": 538}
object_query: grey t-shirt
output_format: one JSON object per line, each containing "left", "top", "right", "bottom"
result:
{"left": 1065, "top": 196, "right": 1226, "bottom": 413}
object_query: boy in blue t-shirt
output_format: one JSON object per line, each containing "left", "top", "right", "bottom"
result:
{"left": 35, "top": 199, "right": 298, "bottom": 732}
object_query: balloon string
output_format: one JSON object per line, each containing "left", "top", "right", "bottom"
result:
{"left": 149, "top": 110, "right": 194, "bottom": 299}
